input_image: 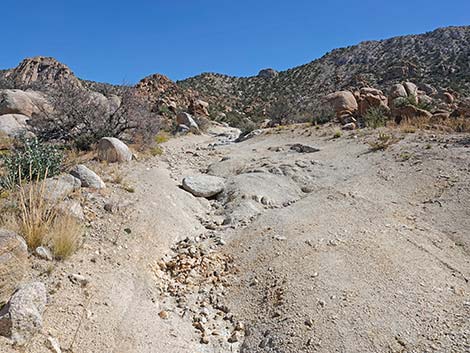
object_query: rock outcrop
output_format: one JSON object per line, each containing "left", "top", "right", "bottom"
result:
{"left": 188, "top": 99, "right": 209, "bottom": 117}
{"left": 136, "top": 74, "right": 194, "bottom": 115}
{"left": 176, "top": 112, "right": 200, "bottom": 134}
{"left": 357, "top": 87, "right": 389, "bottom": 116}
{"left": 258, "top": 68, "right": 279, "bottom": 79}
{"left": 4, "top": 56, "right": 81, "bottom": 88}
{"left": 44, "top": 174, "right": 82, "bottom": 202}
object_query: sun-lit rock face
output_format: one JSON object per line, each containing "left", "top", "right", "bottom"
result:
{"left": 5, "top": 56, "right": 82, "bottom": 88}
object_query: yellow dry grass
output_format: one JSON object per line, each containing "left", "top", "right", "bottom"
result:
{"left": 17, "top": 171, "right": 56, "bottom": 249}
{"left": 47, "top": 214, "right": 83, "bottom": 260}
{"left": 1, "top": 168, "right": 84, "bottom": 259}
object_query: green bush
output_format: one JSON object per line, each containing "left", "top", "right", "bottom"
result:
{"left": 394, "top": 94, "right": 434, "bottom": 112}
{"left": 312, "top": 106, "right": 335, "bottom": 125}
{"left": 363, "top": 106, "right": 389, "bottom": 128}
{"left": 0, "top": 137, "right": 63, "bottom": 187}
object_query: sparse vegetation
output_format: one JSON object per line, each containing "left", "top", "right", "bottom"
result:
{"left": 311, "top": 106, "right": 335, "bottom": 125}
{"left": 333, "top": 130, "right": 342, "bottom": 139}
{"left": 16, "top": 173, "right": 57, "bottom": 249}
{"left": 150, "top": 146, "right": 164, "bottom": 156}
{"left": 155, "top": 131, "right": 171, "bottom": 144}
{"left": 0, "top": 137, "right": 62, "bottom": 188}
{"left": 32, "top": 83, "right": 160, "bottom": 150}
{"left": 363, "top": 106, "right": 389, "bottom": 128}
{"left": 47, "top": 214, "right": 83, "bottom": 260}
{"left": 399, "top": 151, "right": 412, "bottom": 161}
{"left": 368, "top": 132, "right": 399, "bottom": 151}
{"left": 0, "top": 173, "right": 84, "bottom": 258}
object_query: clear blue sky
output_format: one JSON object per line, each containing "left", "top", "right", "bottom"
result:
{"left": 2, "top": 0, "right": 469, "bottom": 84}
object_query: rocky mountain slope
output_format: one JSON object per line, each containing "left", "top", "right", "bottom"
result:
{"left": 179, "top": 26, "right": 470, "bottom": 120}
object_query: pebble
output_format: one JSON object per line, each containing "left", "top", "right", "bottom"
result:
{"left": 159, "top": 310, "right": 170, "bottom": 319}
{"left": 69, "top": 273, "right": 89, "bottom": 287}
{"left": 36, "top": 246, "right": 53, "bottom": 261}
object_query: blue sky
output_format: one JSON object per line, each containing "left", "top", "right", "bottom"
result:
{"left": 2, "top": 0, "right": 469, "bottom": 84}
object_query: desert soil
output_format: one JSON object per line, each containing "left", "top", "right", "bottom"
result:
{"left": 1, "top": 124, "right": 469, "bottom": 353}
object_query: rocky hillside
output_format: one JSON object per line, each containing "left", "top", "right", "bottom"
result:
{"left": 179, "top": 26, "right": 470, "bottom": 120}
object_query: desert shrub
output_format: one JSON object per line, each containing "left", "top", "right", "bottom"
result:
{"left": 268, "top": 97, "right": 295, "bottom": 125}
{"left": 0, "top": 136, "right": 62, "bottom": 187}
{"left": 150, "top": 146, "right": 164, "bottom": 156}
{"left": 363, "top": 106, "right": 389, "bottom": 128}
{"left": 333, "top": 130, "right": 342, "bottom": 139}
{"left": 155, "top": 131, "right": 170, "bottom": 144}
{"left": 312, "top": 106, "right": 335, "bottom": 125}
{"left": 217, "top": 111, "right": 260, "bottom": 134}
{"left": 394, "top": 95, "right": 434, "bottom": 112}
{"left": 394, "top": 95, "right": 418, "bottom": 108}
{"left": 368, "top": 132, "right": 399, "bottom": 151}
{"left": 0, "top": 72, "right": 15, "bottom": 90}
{"left": 32, "top": 83, "right": 160, "bottom": 150}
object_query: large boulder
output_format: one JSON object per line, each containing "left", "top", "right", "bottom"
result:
{"left": 89, "top": 92, "right": 122, "bottom": 115}
{"left": 0, "top": 89, "right": 49, "bottom": 117}
{"left": 182, "top": 175, "right": 225, "bottom": 198}
{"left": 389, "top": 84, "right": 408, "bottom": 101}
{"left": 0, "top": 230, "right": 28, "bottom": 306}
{"left": 0, "top": 114, "right": 30, "bottom": 137}
{"left": 107, "top": 94, "right": 122, "bottom": 114}
{"left": 403, "top": 82, "right": 418, "bottom": 97}
{"left": 393, "top": 105, "right": 432, "bottom": 123}
{"left": 0, "top": 282, "right": 47, "bottom": 345}
{"left": 70, "top": 165, "right": 105, "bottom": 189}
{"left": 176, "top": 112, "right": 200, "bottom": 134}
{"left": 97, "top": 137, "right": 133, "bottom": 163}
{"left": 324, "top": 91, "right": 358, "bottom": 117}
{"left": 43, "top": 174, "right": 81, "bottom": 202}
{"left": 357, "top": 87, "right": 389, "bottom": 116}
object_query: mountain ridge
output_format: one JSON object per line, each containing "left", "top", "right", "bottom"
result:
{"left": 178, "top": 25, "right": 470, "bottom": 121}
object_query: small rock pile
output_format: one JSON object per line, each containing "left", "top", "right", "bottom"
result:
{"left": 154, "top": 235, "right": 245, "bottom": 347}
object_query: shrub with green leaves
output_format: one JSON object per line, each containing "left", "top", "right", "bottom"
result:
{"left": 0, "top": 137, "right": 63, "bottom": 187}
{"left": 363, "top": 106, "right": 389, "bottom": 128}
{"left": 394, "top": 94, "right": 434, "bottom": 112}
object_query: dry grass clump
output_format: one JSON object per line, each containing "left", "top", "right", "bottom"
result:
{"left": 368, "top": 132, "right": 400, "bottom": 151}
{"left": 17, "top": 173, "right": 56, "bottom": 249}
{"left": 0, "top": 170, "right": 84, "bottom": 259}
{"left": 0, "top": 132, "right": 13, "bottom": 151}
{"left": 155, "top": 131, "right": 171, "bottom": 144}
{"left": 397, "top": 116, "right": 470, "bottom": 133}
{"left": 47, "top": 214, "right": 83, "bottom": 260}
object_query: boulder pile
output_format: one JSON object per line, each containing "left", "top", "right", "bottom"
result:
{"left": 0, "top": 89, "right": 50, "bottom": 137}
{"left": 325, "top": 81, "right": 464, "bottom": 129}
